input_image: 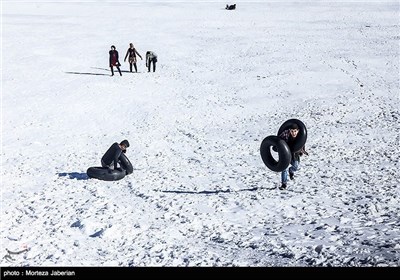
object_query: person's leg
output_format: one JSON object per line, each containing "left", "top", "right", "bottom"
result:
{"left": 281, "top": 168, "right": 288, "bottom": 185}
{"left": 133, "top": 63, "right": 138, "bottom": 72}
{"left": 148, "top": 61, "right": 151, "bottom": 72}
{"left": 153, "top": 61, "right": 156, "bottom": 72}
{"left": 110, "top": 67, "right": 114, "bottom": 76}
{"left": 117, "top": 66, "right": 122, "bottom": 76}
{"left": 129, "top": 63, "right": 133, "bottom": 72}
{"left": 289, "top": 160, "right": 299, "bottom": 174}
{"left": 101, "top": 159, "right": 109, "bottom": 168}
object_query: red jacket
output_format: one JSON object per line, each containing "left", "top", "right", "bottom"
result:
{"left": 109, "top": 50, "right": 120, "bottom": 67}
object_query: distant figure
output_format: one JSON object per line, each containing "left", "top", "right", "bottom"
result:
{"left": 101, "top": 140, "right": 130, "bottom": 170}
{"left": 146, "top": 51, "right": 158, "bottom": 72}
{"left": 109, "top": 45, "right": 122, "bottom": 76}
{"left": 278, "top": 124, "right": 308, "bottom": 190}
{"left": 124, "top": 43, "right": 143, "bottom": 73}
{"left": 226, "top": 4, "right": 236, "bottom": 10}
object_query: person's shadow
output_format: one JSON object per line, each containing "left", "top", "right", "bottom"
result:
{"left": 65, "top": 71, "right": 109, "bottom": 76}
{"left": 58, "top": 172, "right": 89, "bottom": 180}
{"left": 160, "top": 186, "right": 273, "bottom": 195}
{"left": 65, "top": 67, "right": 133, "bottom": 76}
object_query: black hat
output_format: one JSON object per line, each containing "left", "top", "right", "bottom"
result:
{"left": 120, "top": 140, "right": 130, "bottom": 148}
{"left": 290, "top": 123, "right": 299, "bottom": 130}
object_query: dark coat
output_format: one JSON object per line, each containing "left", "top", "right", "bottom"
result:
{"left": 279, "top": 129, "right": 307, "bottom": 161}
{"left": 109, "top": 50, "right": 121, "bottom": 67}
{"left": 101, "top": 142, "right": 123, "bottom": 169}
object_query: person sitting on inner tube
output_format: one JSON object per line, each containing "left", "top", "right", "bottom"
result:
{"left": 101, "top": 140, "right": 130, "bottom": 170}
{"left": 278, "top": 124, "right": 308, "bottom": 190}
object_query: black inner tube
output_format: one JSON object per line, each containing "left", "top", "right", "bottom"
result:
{"left": 260, "top": 135, "right": 292, "bottom": 172}
{"left": 277, "top": 119, "right": 307, "bottom": 153}
{"left": 87, "top": 167, "right": 126, "bottom": 181}
{"left": 119, "top": 153, "right": 133, "bottom": 175}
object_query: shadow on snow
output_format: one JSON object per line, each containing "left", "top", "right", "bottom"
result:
{"left": 65, "top": 71, "right": 109, "bottom": 76}
{"left": 65, "top": 67, "right": 139, "bottom": 76}
{"left": 58, "top": 172, "right": 89, "bottom": 180}
{"left": 161, "top": 186, "right": 274, "bottom": 195}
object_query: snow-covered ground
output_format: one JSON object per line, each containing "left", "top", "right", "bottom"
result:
{"left": 1, "top": 1, "right": 399, "bottom": 266}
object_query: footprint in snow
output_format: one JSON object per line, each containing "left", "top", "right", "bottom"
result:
{"left": 89, "top": 229, "right": 105, "bottom": 238}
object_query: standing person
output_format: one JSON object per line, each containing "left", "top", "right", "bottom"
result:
{"left": 278, "top": 123, "right": 308, "bottom": 190}
{"left": 101, "top": 140, "right": 130, "bottom": 170}
{"left": 146, "top": 51, "right": 158, "bottom": 72}
{"left": 124, "top": 43, "right": 142, "bottom": 73}
{"left": 109, "top": 45, "right": 122, "bottom": 76}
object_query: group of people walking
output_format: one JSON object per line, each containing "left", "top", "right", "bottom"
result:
{"left": 109, "top": 44, "right": 158, "bottom": 76}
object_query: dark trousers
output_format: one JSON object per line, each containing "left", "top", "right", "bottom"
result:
{"left": 101, "top": 159, "right": 110, "bottom": 168}
{"left": 148, "top": 59, "right": 156, "bottom": 72}
{"left": 130, "top": 63, "right": 138, "bottom": 73}
{"left": 110, "top": 66, "right": 122, "bottom": 76}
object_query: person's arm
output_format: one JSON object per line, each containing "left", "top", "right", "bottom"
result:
{"left": 299, "top": 145, "right": 309, "bottom": 156}
{"left": 136, "top": 49, "right": 143, "bottom": 60}
{"left": 117, "top": 51, "right": 121, "bottom": 66}
{"left": 124, "top": 49, "right": 129, "bottom": 62}
{"left": 113, "top": 149, "right": 122, "bottom": 169}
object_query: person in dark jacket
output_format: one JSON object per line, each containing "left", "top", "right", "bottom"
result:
{"left": 278, "top": 123, "right": 308, "bottom": 190}
{"left": 109, "top": 45, "right": 122, "bottom": 76}
{"left": 124, "top": 43, "right": 142, "bottom": 73}
{"left": 101, "top": 140, "right": 130, "bottom": 169}
{"left": 146, "top": 51, "right": 157, "bottom": 72}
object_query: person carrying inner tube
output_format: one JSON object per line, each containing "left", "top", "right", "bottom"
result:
{"left": 101, "top": 140, "right": 130, "bottom": 170}
{"left": 278, "top": 124, "right": 308, "bottom": 190}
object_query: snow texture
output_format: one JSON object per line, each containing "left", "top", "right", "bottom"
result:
{"left": 1, "top": 1, "right": 399, "bottom": 267}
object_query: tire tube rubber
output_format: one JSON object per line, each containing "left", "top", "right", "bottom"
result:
{"left": 119, "top": 153, "right": 133, "bottom": 175}
{"left": 277, "top": 119, "right": 307, "bottom": 153}
{"left": 87, "top": 167, "right": 126, "bottom": 181}
{"left": 260, "top": 135, "right": 292, "bottom": 172}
